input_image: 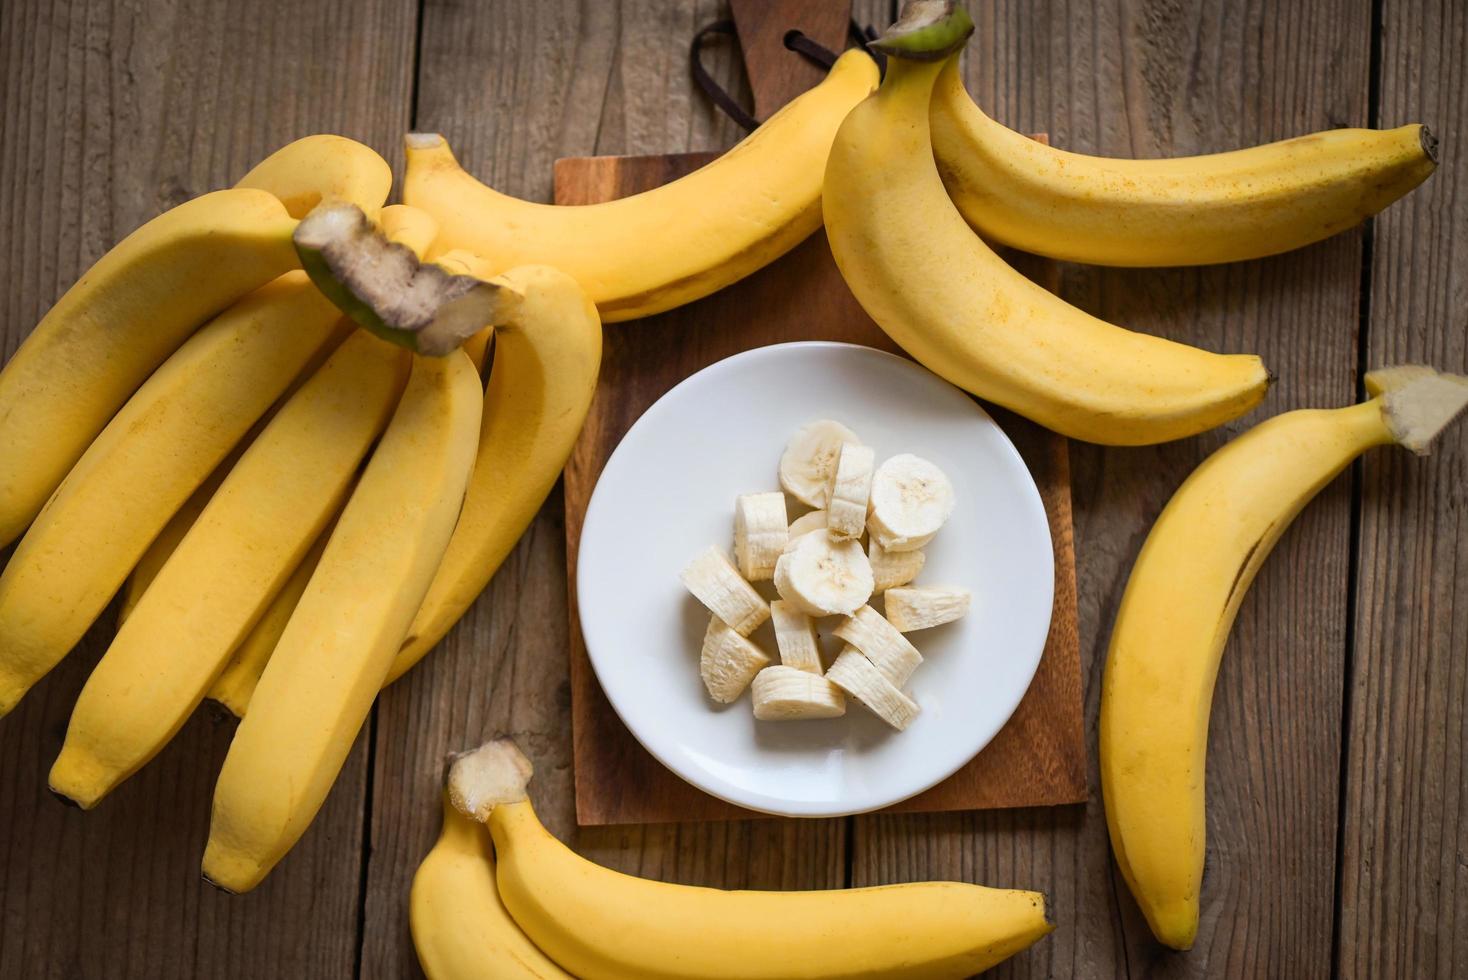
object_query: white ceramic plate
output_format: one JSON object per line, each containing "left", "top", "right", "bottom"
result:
{"left": 577, "top": 342, "right": 1054, "bottom": 817}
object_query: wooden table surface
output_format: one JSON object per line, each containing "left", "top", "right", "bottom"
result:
{"left": 1, "top": 1, "right": 1464, "bottom": 977}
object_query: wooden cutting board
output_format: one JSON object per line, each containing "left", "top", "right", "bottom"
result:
{"left": 557, "top": 147, "right": 1088, "bottom": 826}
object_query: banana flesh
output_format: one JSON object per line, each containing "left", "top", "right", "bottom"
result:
{"left": 403, "top": 52, "right": 879, "bottom": 322}
{"left": 868, "top": 539, "right": 925, "bottom": 592}
{"left": 826, "top": 647, "right": 920, "bottom": 731}
{"left": 751, "top": 666, "right": 846, "bottom": 721}
{"left": 1100, "top": 365, "right": 1468, "bottom": 949}
{"left": 787, "top": 509, "right": 830, "bottom": 540}
{"left": 733, "top": 492, "right": 789, "bottom": 580}
{"left": 700, "top": 616, "right": 772, "bottom": 704}
{"left": 832, "top": 605, "right": 922, "bottom": 687}
{"left": 773, "top": 532, "right": 874, "bottom": 617}
{"left": 780, "top": 419, "right": 862, "bottom": 508}
{"left": 884, "top": 586, "right": 971, "bottom": 632}
{"left": 770, "top": 599, "right": 824, "bottom": 674}
{"left": 681, "top": 545, "right": 771, "bottom": 637}
{"left": 825, "top": 443, "right": 875, "bottom": 540}
{"left": 931, "top": 59, "right": 1437, "bottom": 267}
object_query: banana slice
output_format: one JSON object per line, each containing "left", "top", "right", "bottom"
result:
{"left": 751, "top": 665, "right": 846, "bottom": 720}
{"left": 787, "top": 509, "right": 829, "bottom": 540}
{"left": 869, "top": 538, "right": 925, "bottom": 592}
{"left": 867, "top": 453, "right": 955, "bottom": 552}
{"left": 773, "top": 531, "right": 874, "bottom": 617}
{"left": 770, "top": 599, "right": 823, "bottom": 673}
{"left": 826, "top": 647, "right": 920, "bottom": 731}
{"left": 700, "top": 616, "right": 772, "bottom": 703}
{"left": 832, "top": 605, "right": 922, "bottom": 686}
{"left": 884, "top": 586, "right": 972, "bottom": 632}
{"left": 825, "top": 443, "right": 875, "bottom": 540}
{"left": 733, "top": 492, "right": 788, "bottom": 581}
{"left": 779, "top": 419, "right": 862, "bottom": 507}
{"left": 680, "top": 546, "right": 770, "bottom": 636}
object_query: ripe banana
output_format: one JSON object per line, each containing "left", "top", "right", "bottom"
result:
{"left": 787, "top": 509, "right": 830, "bottom": 540}
{"left": 118, "top": 458, "right": 233, "bottom": 623}
{"left": 832, "top": 605, "right": 922, "bottom": 687}
{"left": 825, "top": 443, "right": 875, "bottom": 540}
{"left": 0, "top": 273, "right": 346, "bottom": 716}
{"left": 733, "top": 492, "right": 789, "bottom": 580}
{"left": 751, "top": 666, "right": 846, "bottom": 721}
{"left": 411, "top": 793, "right": 574, "bottom": 980}
{"left": 0, "top": 188, "right": 297, "bottom": 546}
{"left": 203, "top": 351, "right": 481, "bottom": 892}
{"left": 1100, "top": 364, "right": 1468, "bottom": 950}
{"left": 681, "top": 545, "right": 770, "bottom": 636}
{"left": 827, "top": 647, "right": 920, "bottom": 731}
{"left": 700, "top": 616, "right": 772, "bottom": 704}
{"left": 823, "top": 5, "right": 1271, "bottom": 446}
{"left": 774, "top": 532, "right": 874, "bottom": 617}
{"left": 869, "top": 538, "right": 925, "bottom": 592}
{"left": 446, "top": 737, "right": 1053, "bottom": 978}
{"left": 49, "top": 330, "right": 408, "bottom": 807}
{"left": 770, "top": 599, "right": 823, "bottom": 673}
{"left": 930, "top": 59, "right": 1437, "bottom": 267}
{"left": 884, "top": 586, "right": 971, "bottom": 632}
{"left": 867, "top": 454, "right": 955, "bottom": 552}
{"left": 402, "top": 51, "right": 879, "bottom": 322}
{"left": 780, "top": 419, "right": 862, "bottom": 507}
{"left": 236, "top": 134, "right": 393, "bottom": 220}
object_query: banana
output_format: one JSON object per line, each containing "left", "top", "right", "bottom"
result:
{"left": 823, "top": 4, "right": 1271, "bottom": 446}
{"left": 884, "top": 586, "right": 971, "bottom": 632}
{"left": 1100, "top": 364, "right": 1468, "bottom": 950}
{"left": 832, "top": 605, "right": 923, "bottom": 687}
{"left": 930, "top": 61, "right": 1436, "bottom": 267}
{"left": 203, "top": 351, "right": 482, "bottom": 893}
{"left": 770, "top": 599, "right": 824, "bottom": 674}
{"left": 826, "top": 647, "right": 920, "bottom": 731}
{"left": 402, "top": 51, "right": 879, "bottom": 322}
{"left": 869, "top": 538, "right": 926, "bottom": 592}
{"left": 867, "top": 453, "right": 954, "bottom": 552}
{"left": 700, "top": 616, "right": 772, "bottom": 704}
{"left": 118, "top": 459, "right": 233, "bottom": 623}
{"left": 236, "top": 134, "right": 393, "bottom": 220}
{"left": 49, "top": 330, "right": 408, "bottom": 807}
{"left": 780, "top": 419, "right": 863, "bottom": 508}
{"left": 787, "top": 509, "right": 829, "bottom": 540}
{"left": 733, "top": 492, "right": 789, "bottom": 581}
{"left": 0, "top": 273, "right": 347, "bottom": 716}
{"left": 446, "top": 737, "right": 1053, "bottom": 978}
{"left": 681, "top": 545, "right": 770, "bottom": 636}
{"left": 775, "top": 531, "right": 875, "bottom": 617}
{"left": 0, "top": 188, "right": 297, "bottom": 546}
{"left": 825, "top": 443, "right": 875, "bottom": 540}
{"left": 411, "top": 793, "right": 574, "bottom": 980}
{"left": 751, "top": 666, "right": 846, "bottom": 721}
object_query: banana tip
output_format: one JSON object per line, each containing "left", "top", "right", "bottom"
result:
{"left": 1420, "top": 125, "right": 1439, "bottom": 165}
{"left": 405, "top": 132, "right": 446, "bottom": 150}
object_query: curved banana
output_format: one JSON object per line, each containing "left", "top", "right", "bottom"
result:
{"left": 822, "top": 8, "right": 1270, "bottom": 445}
{"left": 931, "top": 59, "right": 1437, "bottom": 267}
{"left": 1100, "top": 365, "right": 1468, "bottom": 949}
{"left": 49, "top": 330, "right": 408, "bottom": 808}
{"left": 411, "top": 794, "right": 573, "bottom": 980}
{"left": 0, "top": 273, "right": 346, "bottom": 716}
{"left": 118, "top": 459, "right": 233, "bottom": 623}
{"left": 0, "top": 189, "right": 297, "bottom": 546}
{"left": 402, "top": 49, "right": 879, "bottom": 322}
{"left": 203, "top": 351, "right": 482, "bottom": 892}
{"left": 445, "top": 739, "right": 1053, "bottom": 979}
{"left": 236, "top": 134, "right": 393, "bottom": 220}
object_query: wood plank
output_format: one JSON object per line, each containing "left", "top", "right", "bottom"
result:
{"left": 0, "top": 0, "right": 417, "bottom": 977}
{"left": 1337, "top": 1, "right": 1468, "bottom": 976}
{"left": 850, "top": 1, "right": 1371, "bottom": 976}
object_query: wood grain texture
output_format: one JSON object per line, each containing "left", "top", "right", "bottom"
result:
{"left": 847, "top": 1, "right": 1371, "bottom": 977}
{"left": 1337, "top": 1, "right": 1468, "bottom": 977}
{"left": 730, "top": 0, "right": 852, "bottom": 120}
{"left": 0, "top": 0, "right": 416, "bottom": 977}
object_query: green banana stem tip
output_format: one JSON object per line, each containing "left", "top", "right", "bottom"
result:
{"left": 870, "top": 0, "right": 975, "bottom": 61}
{"left": 293, "top": 202, "right": 503, "bottom": 356}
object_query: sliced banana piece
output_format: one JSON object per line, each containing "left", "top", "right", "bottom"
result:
{"left": 869, "top": 538, "right": 925, "bottom": 592}
{"left": 884, "top": 586, "right": 972, "bottom": 632}
{"left": 786, "top": 509, "right": 829, "bottom": 541}
{"left": 867, "top": 453, "right": 955, "bottom": 552}
{"left": 826, "top": 647, "right": 919, "bottom": 731}
{"left": 770, "top": 599, "right": 823, "bottom": 673}
{"left": 779, "top": 419, "right": 862, "bottom": 507}
{"left": 825, "top": 443, "right": 875, "bottom": 540}
{"left": 773, "top": 531, "right": 874, "bottom": 617}
{"left": 832, "top": 605, "right": 922, "bottom": 686}
{"left": 733, "top": 491, "right": 788, "bottom": 581}
{"left": 681, "top": 545, "right": 769, "bottom": 636}
{"left": 751, "top": 665, "right": 846, "bottom": 720}
{"left": 701, "top": 616, "right": 772, "bottom": 703}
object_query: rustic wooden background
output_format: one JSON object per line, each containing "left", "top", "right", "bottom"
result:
{"left": 0, "top": 0, "right": 1463, "bottom": 977}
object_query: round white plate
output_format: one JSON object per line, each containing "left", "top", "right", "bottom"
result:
{"left": 577, "top": 342, "right": 1054, "bottom": 817}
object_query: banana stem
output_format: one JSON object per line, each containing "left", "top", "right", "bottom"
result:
{"left": 871, "top": 1, "right": 974, "bottom": 61}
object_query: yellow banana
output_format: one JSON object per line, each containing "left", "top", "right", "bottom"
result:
{"left": 822, "top": 7, "right": 1270, "bottom": 446}
{"left": 402, "top": 49, "right": 879, "bottom": 322}
{"left": 203, "top": 351, "right": 482, "bottom": 892}
{"left": 444, "top": 739, "right": 1054, "bottom": 979}
{"left": 118, "top": 460, "right": 232, "bottom": 623}
{"left": 1100, "top": 365, "right": 1468, "bottom": 949}
{"left": 411, "top": 793, "right": 573, "bottom": 980}
{"left": 931, "top": 59, "right": 1436, "bottom": 267}
{"left": 49, "top": 330, "right": 408, "bottom": 807}
{"left": 0, "top": 189, "right": 297, "bottom": 546}
{"left": 0, "top": 273, "right": 346, "bottom": 716}
{"left": 236, "top": 134, "right": 393, "bottom": 220}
